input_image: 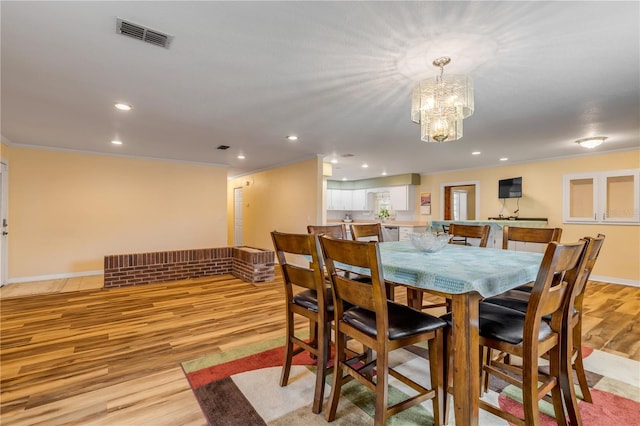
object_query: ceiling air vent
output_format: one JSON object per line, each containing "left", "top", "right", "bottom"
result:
{"left": 116, "top": 18, "right": 173, "bottom": 49}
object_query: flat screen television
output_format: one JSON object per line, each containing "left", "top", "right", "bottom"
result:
{"left": 499, "top": 177, "right": 522, "bottom": 199}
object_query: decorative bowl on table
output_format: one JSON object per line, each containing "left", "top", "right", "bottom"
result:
{"left": 409, "top": 232, "right": 450, "bottom": 253}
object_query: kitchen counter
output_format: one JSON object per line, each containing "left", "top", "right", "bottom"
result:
{"left": 328, "top": 220, "right": 429, "bottom": 241}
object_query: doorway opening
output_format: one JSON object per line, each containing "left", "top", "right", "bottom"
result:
{"left": 441, "top": 181, "right": 479, "bottom": 221}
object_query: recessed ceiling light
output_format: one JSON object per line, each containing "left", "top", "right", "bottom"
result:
{"left": 362, "top": 164, "right": 369, "bottom": 168}
{"left": 575, "top": 136, "right": 607, "bottom": 149}
{"left": 381, "top": 171, "right": 388, "bottom": 176}
{"left": 472, "top": 151, "right": 481, "bottom": 155}
{"left": 286, "top": 135, "right": 298, "bottom": 141}
{"left": 331, "top": 159, "right": 338, "bottom": 164}
{"left": 114, "top": 103, "right": 132, "bottom": 111}
{"left": 342, "top": 177, "right": 348, "bottom": 181}
{"left": 237, "top": 154, "right": 245, "bottom": 159}
{"left": 111, "top": 140, "right": 123, "bottom": 145}
{"left": 499, "top": 157, "right": 508, "bottom": 161}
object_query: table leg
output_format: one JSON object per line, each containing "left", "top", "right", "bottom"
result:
{"left": 406, "top": 288, "right": 423, "bottom": 310}
{"left": 450, "top": 292, "right": 481, "bottom": 426}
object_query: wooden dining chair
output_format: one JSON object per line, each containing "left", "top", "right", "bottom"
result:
{"left": 348, "top": 222, "right": 398, "bottom": 301}
{"left": 502, "top": 226, "right": 562, "bottom": 296}
{"left": 442, "top": 239, "right": 588, "bottom": 426}
{"left": 307, "top": 224, "right": 348, "bottom": 239}
{"left": 350, "top": 223, "right": 384, "bottom": 241}
{"left": 502, "top": 225, "right": 562, "bottom": 250}
{"left": 319, "top": 235, "right": 447, "bottom": 426}
{"left": 308, "top": 223, "right": 367, "bottom": 281}
{"left": 483, "top": 234, "right": 605, "bottom": 424}
{"left": 564, "top": 234, "right": 605, "bottom": 407}
{"left": 448, "top": 223, "right": 491, "bottom": 247}
{"left": 270, "top": 231, "right": 332, "bottom": 414}
{"left": 441, "top": 223, "right": 465, "bottom": 244}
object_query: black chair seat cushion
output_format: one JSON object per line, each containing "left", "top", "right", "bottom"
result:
{"left": 441, "top": 303, "right": 552, "bottom": 345}
{"left": 482, "top": 296, "right": 530, "bottom": 315}
{"left": 483, "top": 295, "right": 576, "bottom": 322}
{"left": 293, "top": 288, "right": 334, "bottom": 313}
{"left": 343, "top": 302, "right": 446, "bottom": 340}
{"left": 514, "top": 284, "right": 533, "bottom": 293}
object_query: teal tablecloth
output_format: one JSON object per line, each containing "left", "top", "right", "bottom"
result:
{"left": 345, "top": 241, "right": 543, "bottom": 298}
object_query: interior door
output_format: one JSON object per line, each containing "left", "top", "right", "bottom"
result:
{"left": 453, "top": 190, "right": 468, "bottom": 220}
{"left": 0, "top": 162, "right": 8, "bottom": 285}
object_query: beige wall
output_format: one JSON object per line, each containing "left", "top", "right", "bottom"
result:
{"left": 4, "top": 140, "right": 637, "bottom": 283}
{"left": 416, "top": 150, "right": 640, "bottom": 283}
{"left": 227, "top": 158, "right": 323, "bottom": 251}
{"left": 6, "top": 145, "right": 228, "bottom": 279}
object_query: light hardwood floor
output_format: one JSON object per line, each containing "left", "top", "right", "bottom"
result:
{"left": 1, "top": 274, "right": 638, "bottom": 425}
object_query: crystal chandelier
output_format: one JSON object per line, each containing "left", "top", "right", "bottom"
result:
{"left": 411, "top": 57, "right": 474, "bottom": 143}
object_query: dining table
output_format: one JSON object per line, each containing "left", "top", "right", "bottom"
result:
{"left": 347, "top": 240, "right": 544, "bottom": 426}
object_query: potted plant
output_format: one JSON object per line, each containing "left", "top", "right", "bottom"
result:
{"left": 378, "top": 206, "right": 390, "bottom": 222}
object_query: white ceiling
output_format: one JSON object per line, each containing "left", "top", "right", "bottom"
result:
{"left": 2, "top": 1, "right": 639, "bottom": 181}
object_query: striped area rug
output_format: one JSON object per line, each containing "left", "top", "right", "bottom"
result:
{"left": 182, "top": 338, "right": 640, "bottom": 425}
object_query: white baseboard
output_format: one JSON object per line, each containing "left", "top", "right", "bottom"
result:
{"left": 5, "top": 270, "right": 103, "bottom": 285}
{"left": 590, "top": 275, "right": 640, "bottom": 288}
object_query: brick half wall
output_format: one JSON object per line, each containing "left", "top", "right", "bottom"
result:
{"left": 104, "top": 247, "right": 274, "bottom": 288}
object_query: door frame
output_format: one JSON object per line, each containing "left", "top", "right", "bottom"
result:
{"left": 233, "top": 186, "right": 243, "bottom": 246}
{"left": 440, "top": 180, "right": 480, "bottom": 220}
{"left": 0, "top": 161, "right": 8, "bottom": 286}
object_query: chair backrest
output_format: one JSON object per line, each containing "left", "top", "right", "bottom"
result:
{"left": 448, "top": 223, "right": 491, "bottom": 247}
{"left": 350, "top": 223, "right": 384, "bottom": 242}
{"left": 307, "top": 224, "right": 348, "bottom": 239}
{"left": 271, "top": 231, "right": 328, "bottom": 310}
{"left": 502, "top": 226, "right": 562, "bottom": 250}
{"left": 570, "top": 234, "right": 605, "bottom": 311}
{"left": 319, "top": 236, "right": 388, "bottom": 325}
{"left": 524, "top": 240, "right": 587, "bottom": 335}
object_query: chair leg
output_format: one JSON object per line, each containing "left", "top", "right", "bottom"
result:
{"left": 442, "top": 326, "right": 452, "bottom": 425}
{"left": 325, "top": 328, "right": 346, "bottom": 422}
{"left": 548, "top": 345, "right": 569, "bottom": 426}
{"left": 428, "top": 329, "right": 444, "bottom": 426}
{"left": 522, "top": 350, "right": 543, "bottom": 426}
{"left": 574, "top": 351, "right": 592, "bottom": 403}
{"left": 573, "top": 323, "right": 592, "bottom": 403}
{"left": 280, "top": 309, "right": 295, "bottom": 387}
{"left": 309, "top": 320, "right": 318, "bottom": 360}
{"left": 374, "top": 349, "right": 389, "bottom": 426}
{"left": 481, "top": 347, "right": 491, "bottom": 394}
{"left": 311, "top": 320, "right": 330, "bottom": 414}
{"left": 385, "top": 282, "right": 396, "bottom": 301}
{"left": 560, "top": 331, "right": 583, "bottom": 425}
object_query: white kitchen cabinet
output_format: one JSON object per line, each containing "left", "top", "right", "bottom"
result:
{"left": 327, "top": 185, "right": 414, "bottom": 211}
{"left": 327, "top": 189, "right": 347, "bottom": 210}
{"left": 327, "top": 188, "right": 369, "bottom": 211}
{"left": 351, "top": 189, "right": 367, "bottom": 211}
{"left": 389, "top": 186, "right": 410, "bottom": 211}
{"left": 563, "top": 169, "right": 640, "bottom": 224}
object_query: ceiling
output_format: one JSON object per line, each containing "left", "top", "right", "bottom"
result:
{"left": 2, "top": 1, "right": 639, "bottom": 181}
